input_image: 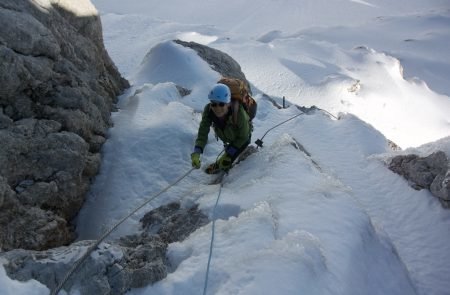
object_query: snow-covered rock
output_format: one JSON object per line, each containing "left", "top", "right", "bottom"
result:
{"left": 389, "top": 151, "right": 450, "bottom": 207}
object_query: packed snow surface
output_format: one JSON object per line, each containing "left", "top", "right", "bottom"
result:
{"left": 2, "top": 0, "right": 449, "bottom": 295}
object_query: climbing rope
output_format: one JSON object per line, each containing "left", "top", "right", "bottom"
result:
{"left": 254, "top": 103, "right": 339, "bottom": 149}
{"left": 202, "top": 176, "right": 224, "bottom": 295}
{"left": 201, "top": 111, "right": 310, "bottom": 293}
{"left": 201, "top": 103, "right": 340, "bottom": 292}
{"left": 316, "top": 107, "right": 338, "bottom": 120}
{"left": 255, "top": 112, "right": 305, "bottom": 148}
{"left": 51, "top": 167, "right": 195, "bottom": 295}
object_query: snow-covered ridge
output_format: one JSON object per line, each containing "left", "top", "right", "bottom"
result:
{"left": 1, "top": 0, "right": 450, "bottom": 294}
{"left": 75, "top": 37, "right": 449, "bottom": 294}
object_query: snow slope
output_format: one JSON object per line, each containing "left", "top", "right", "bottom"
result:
{"left": 2, "top": 0, "right": 450, "bottom": 294}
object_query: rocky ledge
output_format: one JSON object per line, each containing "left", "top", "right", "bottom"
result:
{"left": 1, "top": 201, "right": 208, "bottom": 294}
{"left": 389, "top": 151, "right": 450, "bottom": 207}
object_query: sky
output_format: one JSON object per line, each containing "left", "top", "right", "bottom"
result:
{"left": 1, "top": 0, "right": 450, "bottom": 294}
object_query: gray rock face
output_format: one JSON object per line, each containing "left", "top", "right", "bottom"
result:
{"left": 0, "top": 0, "right": 129, "bottom": 251}
{"left": 140, "top": 201, "right": 209, "bottom": 243}
{"left": 389, "top": 151, "right": 450, "bottom": 207}
{"left": 174, "top": 39, "right": 252, "bottom": 92}
{"left": 1, "top": 237, "right": 166, "bottom": 295}
{"left": 1, "top": 201, "right": 208, "bottom": 294}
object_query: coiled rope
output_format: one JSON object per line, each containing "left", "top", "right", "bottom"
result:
{"left": 51, "top": 167, "right": 195, "bottom": 295}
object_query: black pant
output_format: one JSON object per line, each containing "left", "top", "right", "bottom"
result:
{"left": 228, "top": 138, "right": 251, "bottom": 162}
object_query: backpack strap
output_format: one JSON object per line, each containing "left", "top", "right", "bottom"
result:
{"left": 231, "top": 100, "right": 240, "bottom": 126}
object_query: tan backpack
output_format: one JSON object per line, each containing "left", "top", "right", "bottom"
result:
{"left": 218, "top": 77, "right": 257, "bottom": 123}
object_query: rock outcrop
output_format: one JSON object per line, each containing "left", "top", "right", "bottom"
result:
{"left": 389, "top": 151, "right": 450, "bottom": 207}
{"left": 0, "top": 201, "right": 208, "bottom": 294}
{"left": 0, "top": 0, "right": 129, "bottom": 250}
{"left": 174, "top": 39, "right": 252, "bottom": 92}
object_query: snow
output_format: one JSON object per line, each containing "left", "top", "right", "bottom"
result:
{"left": 2, "top": 0, "right": 450, "bottom": 295}
{"left": 0, "top": 259, "right": 49, "bottom": 295}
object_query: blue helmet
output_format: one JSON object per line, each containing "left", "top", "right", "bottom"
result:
{"left": 208, "top": 83, "right": 231, "bottom": 103}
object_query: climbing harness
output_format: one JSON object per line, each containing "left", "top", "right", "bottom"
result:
{"left": 51, "top": 167, "right": 195, "bottom": 295}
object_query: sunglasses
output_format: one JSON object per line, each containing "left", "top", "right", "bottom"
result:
{"left": 210, "top": 102, "right": 226, "bottom": 107}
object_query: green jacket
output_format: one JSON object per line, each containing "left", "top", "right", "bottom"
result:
{"left": 195, "top": 103, "right": 251, "bottom": 152}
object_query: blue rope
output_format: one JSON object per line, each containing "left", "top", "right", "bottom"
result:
{"left": 202, "top": 181, "right": 223, "bottom": 295}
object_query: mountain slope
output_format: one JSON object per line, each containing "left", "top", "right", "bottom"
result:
{"left": 73, "top": 38, "right": 450, "bottom": 294}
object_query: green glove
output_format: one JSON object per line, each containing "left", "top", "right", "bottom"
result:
{"left": 191, "top": 153, "right": 201, "bottom": 169}
{"left": 218, "top": 153, "right": 232, "bottom": 171}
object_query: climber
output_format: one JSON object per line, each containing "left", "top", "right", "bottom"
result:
{"left": 191, "top": 83, "right": 252, "bottom": 174}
